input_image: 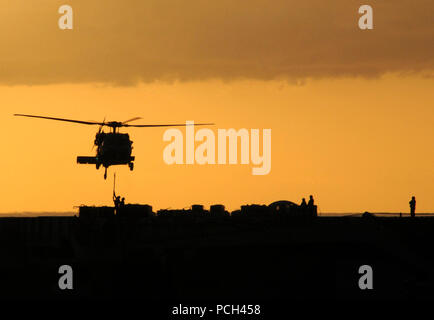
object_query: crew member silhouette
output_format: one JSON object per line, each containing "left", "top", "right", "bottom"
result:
{"left": 409, "top": 196, "right": 416, "bottom": 218}
{"left": 300, "top": 198, "right": 307, "bottom": 207}
{"left": 114, "top": 196, "right": 121, "bottom": 209}
{"left": 308, "top": 195, "right": 314, "bottom": 207}
{"left": 121, "top": 197, "right": 125, "bottom": 207}
{"left": 113, "top": 193, "right": 121, "bottom": 210}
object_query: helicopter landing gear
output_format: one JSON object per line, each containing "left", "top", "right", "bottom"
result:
{"left": 96, "top": 163, "right": 101, "bottom": 170}
{"left": 104, "top": 167, "right": 108, "bottom": 180}
{"left": 129, "top": 162, "right": 134, "bottom": 171}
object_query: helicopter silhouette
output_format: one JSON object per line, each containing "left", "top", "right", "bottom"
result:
{"left": 14, "top": 114, "right": 213, "bottom": 179}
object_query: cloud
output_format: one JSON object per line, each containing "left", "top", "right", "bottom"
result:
{"left": 0, "top": 0, "right": 433, "bottom": 85}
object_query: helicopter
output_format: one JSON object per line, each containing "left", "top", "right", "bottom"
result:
{"left": 14, "top": 114, "right": 213, "bottom": 179}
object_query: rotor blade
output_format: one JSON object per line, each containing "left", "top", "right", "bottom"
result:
{"left": 123, "top": 123, "right": 215, "bottom": 128}
{"left": 14, "top": 114, "right": 104, "bottom": 126}
{"left": 122, "top": 117, "right": 142, "bottom": 124}
{"left": 98, "top": 117, "right": 106, "bottom": 134}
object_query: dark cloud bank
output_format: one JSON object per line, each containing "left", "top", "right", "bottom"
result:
{"left": 1, "top": 0, "right": 433, "bottom": 85}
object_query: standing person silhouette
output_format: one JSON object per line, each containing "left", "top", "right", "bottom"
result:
{"left": 308, "top": 195, "right": 314, "bottom": 207}
{"left": 307, "top": 195, "right": 317, "bottom": 217}
{"left": 409, "top": 196, "right": 416, "bottom": 218}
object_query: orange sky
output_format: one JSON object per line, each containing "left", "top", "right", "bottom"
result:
{"left": 1, "top": 75, "right": 433, "bottom": 213}
{"left": 0, "top": 1, "right": 433, "bottom": 213}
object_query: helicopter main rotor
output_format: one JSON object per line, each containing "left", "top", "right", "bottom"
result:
{"left": 14, "top": 114, "right": 214, "bottom": 133}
